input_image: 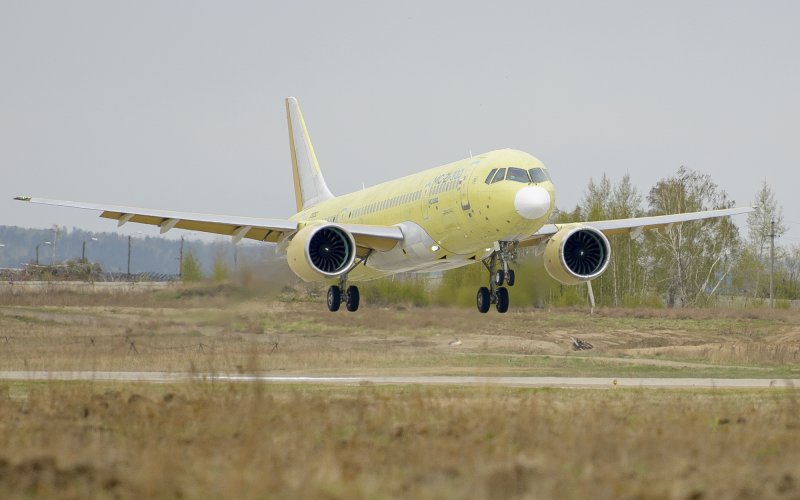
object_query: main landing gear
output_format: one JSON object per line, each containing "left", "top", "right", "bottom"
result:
{"left": 476, "top": 241, "right": 517, "bottom": 314}
{"left": 327, "top": 275, "right": 360, "bottom": 312}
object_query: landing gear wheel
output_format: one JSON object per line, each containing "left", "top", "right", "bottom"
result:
{"left": 496, "top": 287, "right": 509, "bottom": 313}
{"left": 477, "top": 287, "right": 491, "bottom": 313}
{"left": 494, "top": 270, "right": 505, "bottom": 286}
{"left": 327, "top": 286, "right": 341, "bottom": 312}
{"left": 345, "top": 285, "right": 360, "bottom": 312}
{"left": 506, "top": 269, "right": 515, "bottom": 287}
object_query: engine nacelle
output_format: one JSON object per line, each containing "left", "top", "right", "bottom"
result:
{"left": 286, "top": 223, "right": 356, "bottom": 282}
{"left": 543, "top": 226, "right": 611, "bottom": 285}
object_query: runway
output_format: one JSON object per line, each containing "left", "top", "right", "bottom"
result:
{"left": 1, "top": 371, "right": 799, "bottom": 388}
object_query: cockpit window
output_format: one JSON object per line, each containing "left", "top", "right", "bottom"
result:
{"left": 529, "top": 168, "right": 551, "bottom": 183}
{"left": 484, "top": 168, "right": 497, "bottom": 184}
{"left": 491, "top": 168, "right": 506, "bottom": 184}
{"left": 506, "top": 167, "right": 530, "bottom": 183}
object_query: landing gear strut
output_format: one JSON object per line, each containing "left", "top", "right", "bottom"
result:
{"left": 476, "top": 241, "right": 517, "bottom": 313}
{"left": 327, "top": 275, "right": 360, "bottom": 312}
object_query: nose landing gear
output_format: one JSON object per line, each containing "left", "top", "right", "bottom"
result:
{"left": 476, "top": 241, "right": 517, "bottom": 313}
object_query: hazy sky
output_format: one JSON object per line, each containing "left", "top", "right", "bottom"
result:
{"left": 2, "top": 1, "right": 799, "bottom": 245}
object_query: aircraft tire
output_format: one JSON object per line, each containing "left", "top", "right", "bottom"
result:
{"left": 507, "top": 270, "right": 515, "bottom": 287}
{"left": 346, "top": 285, "right": 360, "bottom": 312}
{"left": 477, "top": 287, "right": 491, "bottom": 313}
{"left": 496, "top": 287, "right": 509, "bottom": 313}
{"left": 327, "top": 286, "right": 341, "bottom": 312}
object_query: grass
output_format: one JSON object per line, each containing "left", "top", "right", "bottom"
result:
{"left": 1, "top": 288, "right": 799, "bottom": 376}
{"left": 1, "top": 382, "right": 799, "bottom": 499}
{"left": 1, "top": 287, "right": 800, "bottom": 497}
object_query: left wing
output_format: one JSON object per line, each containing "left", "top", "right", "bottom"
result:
{"left": 13, "top": 197, "right": 405, "bottom": 251}
{"left": 519, "top": 206, "right": 753, "bottom": 247}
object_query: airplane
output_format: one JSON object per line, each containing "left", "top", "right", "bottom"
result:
{"left": 15, "top": 97, "right": 752, "bottom": 313}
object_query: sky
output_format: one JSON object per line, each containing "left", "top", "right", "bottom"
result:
{"left": 1, "top": 1, "right": 799, "bottom": 246}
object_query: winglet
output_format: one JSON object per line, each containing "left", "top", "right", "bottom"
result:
{"left": 285, "top": 97, "right": 334, "bottom": 211}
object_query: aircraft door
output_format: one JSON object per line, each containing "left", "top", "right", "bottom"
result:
{"left": 422, "top": 182, "right": 431, "bottom": 220}
{"left": 459, "top": 169, "right": 472, "bottom": 211}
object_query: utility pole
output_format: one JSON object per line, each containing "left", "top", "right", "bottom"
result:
{"left": 179, "top": 236, "right": 184, "bottom": 279}
{"left": 51, "top": 226, "right": 59, "bottom": 265}
{"left": 769, "top": 219, "right": 775, "bottom": 309}
{"left": 127, "top": 235, "right": 132, "bottom": 279}
{"left": 81, "top": 237, "right": 98, "bottom": 263}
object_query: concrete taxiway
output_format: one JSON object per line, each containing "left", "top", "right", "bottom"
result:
{"left": 1, "top": 371, "right": 799, "bottom": 389}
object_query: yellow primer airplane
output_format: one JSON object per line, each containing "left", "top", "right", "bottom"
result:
{"left": 16, "top": 97, "right": 752, "bottom": 313}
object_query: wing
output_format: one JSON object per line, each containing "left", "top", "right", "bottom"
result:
{"left": 519, "top": 206, "right": 754, "bottom": 247}
{"left": 14, "top": 197, "right": 404, "bottom": 251}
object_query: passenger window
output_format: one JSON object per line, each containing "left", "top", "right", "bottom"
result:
{"left": 529, "top": 168, "right": 551, "bottom": 183}
{"left": 491, "top": 168, "right": 506, "bottom": 184}
{"left": 484, "top": 169, "right": 497, "bottom": 184}
{"left": 507, "top": 167, "right": 530, "bottom": 183}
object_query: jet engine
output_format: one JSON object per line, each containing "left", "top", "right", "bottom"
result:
{"left": 286, "top": 223, "right": 356, "bottom": 282}
{"left": 543, "top": 226, "right": 611, "bottom": 285}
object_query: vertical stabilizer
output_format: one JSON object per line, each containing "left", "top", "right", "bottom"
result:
{"left": 286, "top": 97, "right": 334, "bottom": 211}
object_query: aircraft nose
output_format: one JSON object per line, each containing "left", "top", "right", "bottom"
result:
{"left": 514, "top": 186, "right": 551, "bottom": 220}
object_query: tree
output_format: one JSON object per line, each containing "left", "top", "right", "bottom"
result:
{"left": 581, "top": 174, "right": 612, "bottom": 221}
{"left": 745, "top": 181, "right": 786, "bottom": 297}
{"left": 212, "top": 247, "right": 230, "bottom": 283}
{"left": 646, "top": 167, "right": 741, "bottom": 307}
{"left": 181, "top": 250, "right": 203, "bottom": 282}
{"left": 607, "top": 173, "right": 646, "bottom": 305}
{"left": 779, "top": 244, "right": 800, "bottom": 300}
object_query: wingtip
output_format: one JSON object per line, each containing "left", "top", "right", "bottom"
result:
{"left": 14, "top": 196, "right": 32, "bottom": 202}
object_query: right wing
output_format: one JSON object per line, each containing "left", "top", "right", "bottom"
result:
{"left": 519, "top": 206, "right": 754, "bottom": 247}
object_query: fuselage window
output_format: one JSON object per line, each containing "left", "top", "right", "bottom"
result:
{"left": 491, "top": 168, "right": 506, "bottom": 184}
{"left": 484, "top": 169, "right": 497, "bottom": 184}
{"left": 506, "top": 167, "right": 530, "bottom": 183}
{"left": 529, "top": 168, "right": 550, "bottom": 183}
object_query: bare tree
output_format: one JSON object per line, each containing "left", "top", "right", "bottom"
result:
{"left": 646, "top": 167, "right": 740, "bottom": 307}
{"left": 746, "top": 181, "right": 785, "bottom": 297}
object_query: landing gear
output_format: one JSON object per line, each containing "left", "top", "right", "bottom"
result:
{"left": 327, "top": 285, "right": 341, "bottom": 312}
{"left": 477, "top": 287, "right": 491, "bottom": 313}
{"left": 506, "top": 269, "right": 515, "bottom": 287}
{"left": 345, "top": 285, "right": 360, "bottom": 312}
{"left": 476, "top": 241, "right": 517, "bottom": 313}
{"left": 496, "top": 287, "right": 509, "bottom": 313}
{"left": 327, "top": 277, "right": 360, "bottom": 313}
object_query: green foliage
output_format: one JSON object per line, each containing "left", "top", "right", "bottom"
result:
{"left": 212, "top": 248, "right": 230, "bottom": 283}
{"left": 434, "top": 263, "right": 484, "bottom": 306}
{"left": 181, "top": 250, "right": 204, "bottom": 282}
{"left": 361, "top": 275, "right": 431, "bottom": 306}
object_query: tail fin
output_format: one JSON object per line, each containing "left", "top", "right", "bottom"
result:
{"left": 286, "top": 97, "right": 334, "bottom": 211}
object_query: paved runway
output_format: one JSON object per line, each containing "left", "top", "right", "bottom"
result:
{"left": 1, "top": 371, "right": 799, "bottom": 389}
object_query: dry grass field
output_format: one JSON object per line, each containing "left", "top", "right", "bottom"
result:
{"left": 1, "top": 287, "right": 800, "bottom": 498}
{"left": 1, "top": 286, "right": 799, "bottom": 377}
{"left": 1, "top": 383, "right": 799, "bottom": 499}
